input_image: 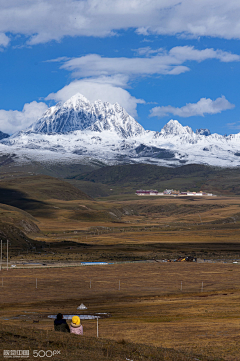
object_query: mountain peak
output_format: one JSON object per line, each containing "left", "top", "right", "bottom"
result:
{"left": 25, "top": 93, "right": 144, "bottom": 137}
{"left": 63, "top": 93, "right": 90, "bottom": 108}
{"left": 161, "top": 119, "right": 193, "bottom": 136}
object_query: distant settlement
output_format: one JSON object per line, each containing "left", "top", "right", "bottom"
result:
{"left": 136, "top": 189, "right": 215, "bottom": 197}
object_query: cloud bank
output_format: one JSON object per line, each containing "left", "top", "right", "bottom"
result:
{"left": 45, "top": 47, "right": 238, "bottom": 118}
{"left": 2, "top": 1, "right": 240, "bottom": 45}
{"left": 0, "top": 101, "right": 48, "bottom": 134}
{"left": 3, "top": 45, "right": 237, "bottom": 134}
{"left": 150, "top": 96, "right": 235, "bottom": 118}
{"left": 46, "top": 77, "right": 144, "bottom": 118}
{"left": 58, "top": 46, "right": 240, "bottom": 79}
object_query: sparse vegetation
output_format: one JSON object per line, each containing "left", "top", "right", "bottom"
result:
{"left": 0, "top": 263, "right": 239, "bottom": 360}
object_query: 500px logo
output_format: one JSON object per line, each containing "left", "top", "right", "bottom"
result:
{"left": 3, "top": 350, "right": 29, "bottom": 358}
{"left": 33, "top": 350, "right": 61, "bottom": 358}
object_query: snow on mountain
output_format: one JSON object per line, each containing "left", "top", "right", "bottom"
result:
{"left": 28, "top": 94, "right": 94, "bottom": 133}
{"left": 161, "top": 120, "right": 194, "bottom": 137}
{"left": 25, "top": 93, "right": 144, "bottom": 138}
{"left": 89, "top": 100, "right": 144, "bottom": 137}
{"left": 196, "top": 128, "right": 211, "bottom": 136}
{"left": 1, "top": 94, "right": 240, "bottom": 168}
{"left": 0, "top": 131, "right": 10, "bottom": 140}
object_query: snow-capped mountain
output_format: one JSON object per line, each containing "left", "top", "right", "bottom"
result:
{"left": 1, "top": 94, "right": 240, "bottom": 168}
{"left": 26, "top": 93, "right": 144, "bottom": 138}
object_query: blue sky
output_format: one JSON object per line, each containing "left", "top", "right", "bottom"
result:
{"left": 1, "top": 1, "right": 240, "bottom": 135}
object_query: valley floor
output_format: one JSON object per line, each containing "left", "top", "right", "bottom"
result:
{"left": 1, "top": 262, "right": 240, "bottom": 360}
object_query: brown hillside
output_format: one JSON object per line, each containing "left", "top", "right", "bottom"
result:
{"left": 0, "top": 175, "right": 92, "bottom": 202}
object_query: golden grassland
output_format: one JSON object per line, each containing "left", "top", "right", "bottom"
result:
{"left": 0, "top": 324, "right": 209, "bottom": 361}
{"left": 2, "top": 192, "right": 240, "bottom": 264}
{"left": 0, "top": 173, "right": 240, "bottom": 245}
{"left": 22, "top": 196, "right": 240, "bottom": 242}
{"left": 1, "top": 263, "right": 240, "bottom": 360}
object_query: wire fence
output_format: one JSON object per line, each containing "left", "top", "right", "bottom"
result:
{"left": 1, "top": 262, "right": 240, "bottom": 304}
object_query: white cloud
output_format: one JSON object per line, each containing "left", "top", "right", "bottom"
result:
{"left": 58, "top": 46, "right": 240, "bottom": 80}
{"left": 133, "top": 47, "right": 164, "bottom": 56}
{"left": 46, "top": 46, "right": 239, "bottom": 119}
{"left": 134, "top": 0, "right": 240, "bottom": 40}
{"left": 168, "top": 46, "right": 240, "bottom": 63}
{"left": 134, "top": 45, "right": 240, "bottom": 62}
{"left": 226, "top": 121, "right": 240, "bottom": 130}
{"left": 0, "top": 101, "right": 48, "bottom": 134}
{"left": 0, "top": 33, "right": 10, "bottom": 48}
{"left": 60, "top": 53, "right": 190, "bottom": 78}
{"left": 149, "top": 96, "right": 235, "bottom": 118}
{"left": 1, "top": 1, "right": 240, "bottom": 44}
{"left": 46, "top": 77, "right": 144, "bottom": 118}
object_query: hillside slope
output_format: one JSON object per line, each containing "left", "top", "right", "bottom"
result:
{"left": 73, "top": 163, "right": 240, "bottom": 197}
{"left": 0, "top": 175, "right": 92, "bottom": 205}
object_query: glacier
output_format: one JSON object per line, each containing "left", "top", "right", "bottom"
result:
{"left": 1, "top": 93, "right": 240, "bottom": 168}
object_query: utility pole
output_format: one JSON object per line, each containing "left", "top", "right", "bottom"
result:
{"left": 6, "top": 240, "right": 8, "bottom": 271}
{"left": 0, "top": 240, "right": 2, "bottom": 271}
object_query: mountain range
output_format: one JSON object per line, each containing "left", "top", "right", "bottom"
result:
{"left": 1, "top": 93, "right": 240, "bottom": 168}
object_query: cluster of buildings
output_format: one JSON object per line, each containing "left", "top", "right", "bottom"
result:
{"left": 136, "top": 189, "right": 214, "bottom": 197}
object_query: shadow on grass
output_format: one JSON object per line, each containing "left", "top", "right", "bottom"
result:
{"left": 0, "top": 187, "right": 52, "bottom": 217}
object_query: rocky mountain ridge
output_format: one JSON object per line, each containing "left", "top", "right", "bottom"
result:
{"left": 26, "top": 93, "right": 144, "bottom": 138}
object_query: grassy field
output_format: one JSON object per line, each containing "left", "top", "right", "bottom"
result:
{"left": 1, "top": 175, "right": 240, "bottom": 261}
{"left": 0, "top": 324, "right": 209, "bottom": 361}
{"left": 1, "top": 262, "right": 240, "bottom": 360}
